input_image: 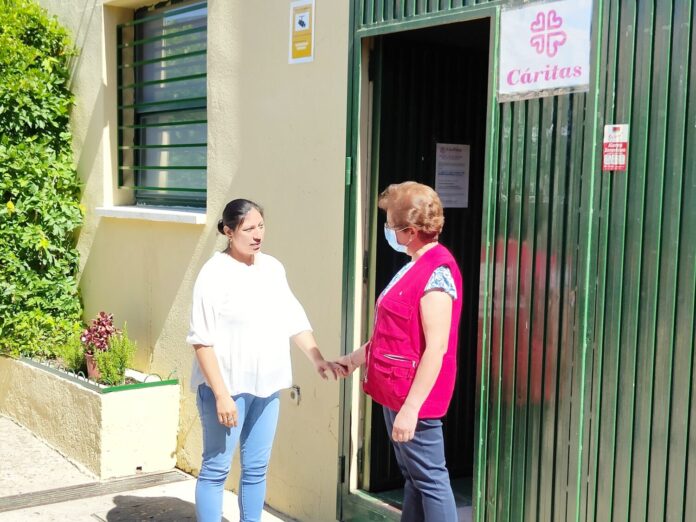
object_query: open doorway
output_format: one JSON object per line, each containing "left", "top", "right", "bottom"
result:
{"left": 358, "top": 17, "right": 490, "bottom": 519}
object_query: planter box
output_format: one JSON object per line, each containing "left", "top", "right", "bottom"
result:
{"left": 0, "top": 356, "right": 180, "bottom": 479}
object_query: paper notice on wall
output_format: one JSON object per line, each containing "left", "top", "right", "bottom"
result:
{"left": 289, "top": 0, "right": 314, "bottom": 64}
{"left": 435, "top": 143, "right": 470, "bottom": 208}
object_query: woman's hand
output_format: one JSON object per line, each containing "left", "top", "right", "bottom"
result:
{"left": 193, "top": 345, "right": 236, "bottom": 427}
{"left": 335, "top": 355, "right": 356, "bottom": 376}
{"left": 216, "top": 394, "right": 238, "bottom": 428}
{"left": 313, "top": 358, "right": 343, "bottom": 380}
{"left": 292, "top": 331, "right": 345, "bottom": 380}
{"left": 392, "top": 403, "right": 419, "bottom": 443}
{"left": 335, "top": 343, "right": 368, "bottom": 377}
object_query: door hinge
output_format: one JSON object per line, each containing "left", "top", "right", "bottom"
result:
{"left": 357, "top": 446, "right": 364, "bottom": 472}
{"left": 345, "top": 156, "right": 352, "bottom": 186}
{"left": 339, "top": 455, "right": 346, "bottom": 483}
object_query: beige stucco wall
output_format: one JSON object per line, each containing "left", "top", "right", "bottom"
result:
{"left": 37, "top": 1, "right": 349, "bottom": 520}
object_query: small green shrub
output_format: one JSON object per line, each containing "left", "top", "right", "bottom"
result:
{"left": 0, "top": 0, "right": 83, "bottom": 357}
{"left": 55, "top": 331, "right": 85, "bottom": 374}
{"left": 94, "top": 326, "right": 136, "bottom": 386}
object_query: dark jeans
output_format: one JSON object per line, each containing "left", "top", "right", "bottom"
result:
{"left": 383, "top": 407, "right": 457, "bottom": 522}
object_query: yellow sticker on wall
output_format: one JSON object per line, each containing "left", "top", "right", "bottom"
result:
{"left": 289, "top": 0, "right": 314, "bottom": 64}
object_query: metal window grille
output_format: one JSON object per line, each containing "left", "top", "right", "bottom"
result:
{"left": 117, "top": 1, "right": 207, "bottom": 207}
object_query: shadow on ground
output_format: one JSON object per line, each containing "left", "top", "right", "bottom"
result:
{"left": 101, "top": 495, "right": 230, "bottom": 522}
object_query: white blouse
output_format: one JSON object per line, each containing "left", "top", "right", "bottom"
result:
{"left": 186, "top": 251, "right": 312, "bottom": 397}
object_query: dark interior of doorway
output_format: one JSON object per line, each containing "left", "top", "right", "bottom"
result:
{"left": 365, "top": 18, "right": 490, "bottom": 512}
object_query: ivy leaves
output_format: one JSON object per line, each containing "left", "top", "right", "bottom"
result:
{"left": 0, "top": 0, "right": 82, "bottom": 357}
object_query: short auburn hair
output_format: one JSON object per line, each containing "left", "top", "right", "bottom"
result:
{"left": 378, "top": 182, "right": 444, "bottom": 237}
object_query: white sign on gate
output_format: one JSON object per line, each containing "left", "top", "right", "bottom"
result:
{"left": 499, "top": 0, "right": 593, "bottom": 101}
{"left": 602, "top": 124, "right": 629, "bottom": 171}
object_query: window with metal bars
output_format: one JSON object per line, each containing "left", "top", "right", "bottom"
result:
{"left": 117, "top": 1, "right": 207, "bottom": 208}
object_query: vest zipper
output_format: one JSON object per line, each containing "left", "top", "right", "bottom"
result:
{"left": 383, "top": 353, "right": 417, "bottom": 368}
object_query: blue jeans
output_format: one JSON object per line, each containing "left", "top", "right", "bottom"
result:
{"left": 196, "top": 384, "right": 280, "bottom": 522}
{"left": 383, "top": 407, "right": 457, "bottom": 522}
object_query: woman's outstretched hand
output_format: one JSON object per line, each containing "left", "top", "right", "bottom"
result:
{"left": 293, "top": 331, "right": 344, "bottom": 380}
{"left": 334, "top": 343, "right": 368, "bottom": 378}
{"left": 335, "top": 354, "right": 357, "bottom": 376}
{"left": 313, "top": 358, "right": 344, "bottom": 380}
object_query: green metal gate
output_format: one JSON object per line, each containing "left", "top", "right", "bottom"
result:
{"left": 339, "top": 1, "right": 696, "bottom": 521}
{"left": 584, "top": 2, "right": 695, "bottom": 521}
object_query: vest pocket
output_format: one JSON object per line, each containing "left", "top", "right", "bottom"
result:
{"left": 378, "top": 296, "right": 413, "bottom": 320}
{"left": 370, "top": 350, "right": 417, "bottom": 400}
{"left": 375, "top": 297, "right": 413, "bottom": 343}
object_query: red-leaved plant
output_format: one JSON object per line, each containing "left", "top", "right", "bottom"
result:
{"left": 81, "top": 312, "right": 119, "bottom": 355}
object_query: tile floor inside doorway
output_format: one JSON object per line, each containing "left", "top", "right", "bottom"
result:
{"left": 371, "top": 477, "right": 473, "bottom": 522}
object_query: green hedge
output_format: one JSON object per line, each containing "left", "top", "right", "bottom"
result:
{"left": 0, "top": 0, "right": 83, "bottom": 357}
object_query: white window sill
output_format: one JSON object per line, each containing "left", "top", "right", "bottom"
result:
{"left": 95, "top": 206, "right": 207, "bottom": 225}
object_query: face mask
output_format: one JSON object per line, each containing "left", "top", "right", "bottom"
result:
{"left": 384, "top": 226, "right": 408, "bottom": 253}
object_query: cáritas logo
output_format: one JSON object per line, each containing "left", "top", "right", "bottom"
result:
{"left": 530, "top": 9, "right": 567, "bottom": 58}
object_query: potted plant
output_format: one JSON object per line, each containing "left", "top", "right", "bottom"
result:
{"left": 79, "top": 312, "right": 135, "bottom": 385}
{"left": 80, "top": 312, "right": 117, "bottom": 381}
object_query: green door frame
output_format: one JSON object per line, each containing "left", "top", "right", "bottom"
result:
{"left": 337, "top": 4, "right": 502, "bottom": 521}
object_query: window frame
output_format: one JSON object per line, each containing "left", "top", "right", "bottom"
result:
{"left": 117, "top": 0, "right": 208, "bottom": 208}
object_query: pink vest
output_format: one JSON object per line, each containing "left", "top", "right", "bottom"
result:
{"left": 363, "top": 244, "right": 463, "bottom": 418}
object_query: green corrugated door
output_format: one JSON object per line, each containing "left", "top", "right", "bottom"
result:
{"left": 585, "top": 1, "right": 695, "bottom": 521}
{"left": 480, "top": 94, "right": 588, "bottom": 522}
{"left": 478, "top": 1, "right": 696, "bottom": 520}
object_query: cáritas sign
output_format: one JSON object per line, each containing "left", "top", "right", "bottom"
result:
{"left": 499, "top": 0, "right": 593, "bottom": 101}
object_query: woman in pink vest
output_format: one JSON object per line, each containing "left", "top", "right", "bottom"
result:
{"left": 339, "top": 181, "right": 463, "bottom": 521}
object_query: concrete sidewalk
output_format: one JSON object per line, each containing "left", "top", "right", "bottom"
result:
{"left": 0, "top": 416, "right": 292, "bottom": 521}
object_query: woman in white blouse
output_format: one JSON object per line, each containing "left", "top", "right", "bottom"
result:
{"left": 187, "top": 199, "right": 340, "bottom": 522}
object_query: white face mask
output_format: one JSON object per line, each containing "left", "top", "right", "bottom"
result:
{"left": 384, "top": 226, "right": 408, "bottom": 254}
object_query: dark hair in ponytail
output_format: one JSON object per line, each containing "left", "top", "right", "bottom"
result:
{"left": 217, "top": 199, "right": 264, "bottom": 234}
